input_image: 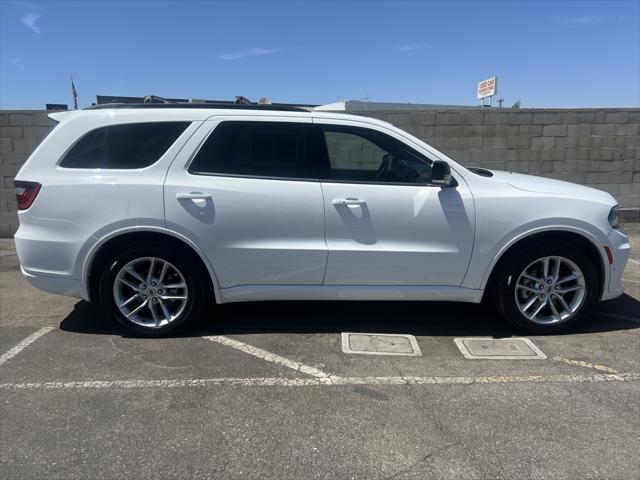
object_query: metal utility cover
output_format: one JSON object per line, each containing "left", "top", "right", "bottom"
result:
{"left": 454, "top": 337, "right": 547, "bottom": 360}
{"left": 341, "top": 333, "right": 422, "bottom": 356}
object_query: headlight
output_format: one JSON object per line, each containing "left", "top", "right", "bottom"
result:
{"left": 608, "top": 205, "right": 620, "bottom": 229}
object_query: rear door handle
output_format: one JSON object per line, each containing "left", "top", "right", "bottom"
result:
{"left": 176, "top": 192, "right": 211, "bottom": 200}
{"left": 332, "top": 197, "right": 366, "bottom": 206}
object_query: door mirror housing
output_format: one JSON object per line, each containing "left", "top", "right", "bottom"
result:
{"left": 431, "top": 160, "right": 453, "bottom": 186}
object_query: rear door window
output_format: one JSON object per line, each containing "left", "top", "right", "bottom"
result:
{"left": 60, "top": 122, "right": 190, "bottom": 169}
{"left": 190, "top": 121, "right": 319, "bottom": 179}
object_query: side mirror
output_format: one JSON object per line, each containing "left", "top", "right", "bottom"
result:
{"left": 431, "top": 160, "right": 452, "bottom": 186}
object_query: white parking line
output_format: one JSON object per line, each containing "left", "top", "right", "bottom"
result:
{"left": 553, "top": 356, "right": 619, "bottom": 374}
{"left": 0, "top": 373, "right": 638, "bottom": 390}
{"left": 203, "top": 335, "right": 338, "bottom": 383}
{"left": 0, "top": 327, "right": 54, "bottom": 366}
{"left": 627, "top": 258, "right": 639, "bottom": 265}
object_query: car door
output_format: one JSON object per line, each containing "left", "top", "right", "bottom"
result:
{"left": 313, "top": 119, "right": 475, "bottom": 286}
{"left": 164, "top": 116, "right": 327, "bottom": 288}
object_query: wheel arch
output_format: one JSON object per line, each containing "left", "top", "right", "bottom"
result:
{"left": 83, "top": 227, "right": 220, "bottom": 303}
{"left": 481, "top": 228, "right": 607, "bottom": 302}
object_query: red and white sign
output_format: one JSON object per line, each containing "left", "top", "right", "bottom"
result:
{"left": 477, "top": 77, "right": 498, "bottom": 100}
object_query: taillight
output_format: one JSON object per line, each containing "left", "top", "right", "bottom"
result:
{"left": 14, "top": 181, "right": 41, "bottom": 211}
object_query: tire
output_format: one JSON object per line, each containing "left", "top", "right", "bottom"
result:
{"left": 98, "top": 242, "right": 206, "bottom": 336}
{"left": 493, "top": 241, "right": 599, "bottom": 334}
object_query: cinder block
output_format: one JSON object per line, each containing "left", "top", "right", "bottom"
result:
{"left": 386, "top": 113, "right": 411, "bottom": 125}
{"left": 508, "top": 112, "right": 533, "bottom": 124}
{"left": 591, "top": 184, "right": 620, "bottom": 196}
{"left": 609, "top": 172, "right": 634, "bottom": 183}
{"left": 605, "top": 112, "right": 629, "bottom": 123}
{"left": 518, "top": 125, "right": 543, "bottom": 136}
{"left": 588, "top": 149, "right": 613, "bottom": 160}
{"left": 600, "top": 136, "right": 627, "bottom": 148}
{"left": 529, "top": 161, "right": 554, "bottom": 173}
{"left": 470, "top": 149, "right": 495, "bottom": 161}
{"left": 542, "top": 149, "right": 566, "bottom": 161}
{"left": 8, "top": 113, "right": 35, "bottom": 126}
{"left": 35, "top": 113, "right": 54, "bottom": 127}
{"left": 484, "top": 113, "right": 508, "bottom": 125}
{"left": 626, "top": 136, "right": 640, "bottom": 147}
{"left": 493, "top": 149, "right": 517, "bottom": 161}
{"left": 615, "top": 124, "right": 640, "bottom": 136}
{"left": 554, "top": 137, "right": 580, "bottom": 148}
{"left": 614, "top": 148, "right": 637, "bottom": 159}
{"left": 543, "top": 124, "right": 567, "bottom": 136}
{"left": 517, "top": 149, "right": 542, "bottom": 161}
{"left": 567, "top": 124, "right": 591, "bottom": 136}
{"left": 553, "top": 160, "right": 576, "bottom": 172}
{"left": 435, "top": 112, "right": 461, "bottom": 125}
{"left": 476, "top": 160, "right": 506, "bottom": 170}
{"left": 411, "top": 112, "right": 436, "bottom": 125}
{"left": 445, "top": 150, "right": 470, "bottom": 162}
{"left": 494, "top": 125, "right": 519, "bottom": 137}
{"left": 592, "top": 124, "right": 616, "bottom": 136}
{"left": 0, "top": 138, "right": 11, "bottom": 152}
{"left": 620, "top": 182, "right": 640, "bottom": 195}
{"left": 467, "top": 125, "right": 495, "bottom": 136}
{"left": 12, "top": 137, "right": 39, "bottom": 152}
{"left": 531, "top": 137, "right": 555, "bottom": 149}
{"left": 599, "top": 160, "right": 623, "bottom": 172}
{"left": 1, "top": 152, "right": 29, "bottom": 164}
{"left": 552, "top": 172, "right": 586, "bottom": 183}
{"left": 586, "top": 172, "right": 609, "bottom": 184}
{"left": 506, "top": 160, "right": 529, "bottom": 173}
{"left": 580, "top": 111, "right": 606, "bottom": 123}
{"left": 566, "top": 149, "right": 589, "bottom": 160}
{"left": 459, "top": 110, "right": 484, "bottom": 125}
{"left": 0, "top": 126, "right": 23, "bottom": 138}
{"left": 532, "top": 112, "right": 555, "bottom": 124}
{"left": 484, "top": 137, "right": 507, "bottom": 148}
{"left": 506, "top": 137, "right": 530, "bottom": 149}
{"left": 555, "top": 112, "right": 580, "bottom": 124}
{"left": 0, "top": 163, "right": 20, "bottom": 177}
{"left": 577, "top": 136, "right": 603, "bottom": 148}
{"left": 0, "top": 114, "right": 9, "bottom": 127}
{"left": 455, "top": 137, "right": 482, "bottom": 149}
{"left": 22, "top": 126, "right": 51, "bottom": 140}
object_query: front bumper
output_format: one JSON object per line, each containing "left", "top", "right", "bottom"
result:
{"left": 601, "top": 227, "right": 630, "bottom": 301}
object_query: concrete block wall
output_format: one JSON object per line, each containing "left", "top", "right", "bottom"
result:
{"left": 358, "top": 108, "right": 639, "bottom": 214}
{"left": 0, "top": 108, "right": 638, "bottom": 237}
{"left": 0, "top": 111, "right": 53, "bottom": 237}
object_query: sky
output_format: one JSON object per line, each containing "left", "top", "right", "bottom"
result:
{"left": 1, "top": 0, "right": 639, "bottom": 109}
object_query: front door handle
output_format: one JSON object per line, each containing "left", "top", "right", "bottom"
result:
{"left": 176, "top": 192, "right": 211, "bottom": 200}
{"left": 332, "top": 197, "right": 366, "bottom": 206}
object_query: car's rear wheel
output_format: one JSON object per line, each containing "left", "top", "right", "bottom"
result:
{"left": 99, "top": 243, "right": 205, "bottom": 336}
{"left": 494, "top": 242, "right": 598, "bottom": 333}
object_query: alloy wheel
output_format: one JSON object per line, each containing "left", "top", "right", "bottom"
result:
{"left": 514, "top": 256, "right": 586, "bottom": 325}
{"left": 112, "top": 257, "right": 188, "bottom": 328}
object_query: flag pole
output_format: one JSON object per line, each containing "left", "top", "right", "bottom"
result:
{"left": 71, "top": 76, "right": 78, "bottom": 110}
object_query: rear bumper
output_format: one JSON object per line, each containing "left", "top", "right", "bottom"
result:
{"left": 21, "top": 267, "right": 89, "bottom": 300}
{"left": 600, "top": 227, "right": 630, "bottom": 301}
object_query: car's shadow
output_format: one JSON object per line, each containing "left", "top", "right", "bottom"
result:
{"left": 59, "top": 294, "right": 640, "bottom": 338}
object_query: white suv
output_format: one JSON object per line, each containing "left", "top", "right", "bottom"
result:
{"left": 14, "top": 104, "right": 630, "bottom": 335}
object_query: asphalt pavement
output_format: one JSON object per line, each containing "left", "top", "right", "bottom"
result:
{"left": 1, "top": 224, "right": 639, "bottom": 479}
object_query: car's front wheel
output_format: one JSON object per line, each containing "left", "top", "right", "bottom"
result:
{"left": 494, "top": 242, "right": 598, "bottom": 333}
{"left": 99, "top": 243, "right": 205, "bottom": 335}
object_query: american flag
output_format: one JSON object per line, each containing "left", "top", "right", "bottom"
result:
{"left": 71, "top": 76, "right": 78, "bottom": 110}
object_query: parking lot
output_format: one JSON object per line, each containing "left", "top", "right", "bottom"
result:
{"left": 1, "top": 225, "right": 639, "bottom": 480}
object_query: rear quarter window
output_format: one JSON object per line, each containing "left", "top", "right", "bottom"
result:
{"left": 60, "top": 122, "right": 190, "bottom": 169}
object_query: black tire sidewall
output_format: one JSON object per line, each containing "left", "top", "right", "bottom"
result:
{"left": 98, "top": 243, "right": 204, "bottom": 336}
{"left": 496, "top": 242, "right": 598, "bottom": 334}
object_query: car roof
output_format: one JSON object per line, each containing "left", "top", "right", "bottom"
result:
{"left": 50, "top": 105, "right": 395, "bottom": 130}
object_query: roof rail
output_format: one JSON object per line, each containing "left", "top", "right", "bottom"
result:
{"left": 84, "top": 103, "right": 310, "bottom": 112}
